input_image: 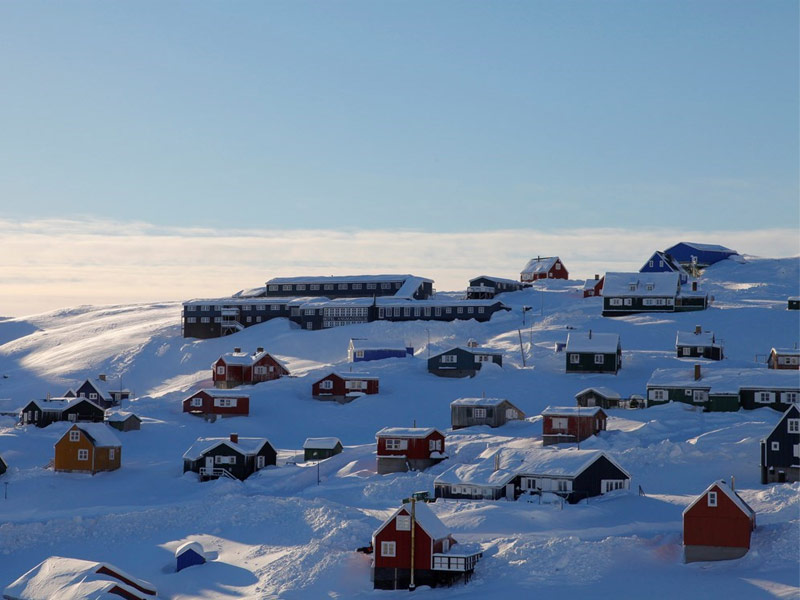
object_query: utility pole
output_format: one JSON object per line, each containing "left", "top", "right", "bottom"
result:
{"left": 409, "top": 497, "right": 416, "bottom": 591}
{"left": 426, "top": 329, "right": 430, "bottom": 359}
{"left": 518, "top": 330, "right": 526, "bottom": 367}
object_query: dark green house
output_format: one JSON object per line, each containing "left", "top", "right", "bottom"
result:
{"left": 303, "top": 437, "right": 343, "bottom": 461}
{"left": 565, "top": 331, "right": 621, "bottom": 374}
{"left": 789, "top": 297, "right": 799, "bottom": 310}
{"left": 602, "top": 272, "right": 708, "bottom": 316}
{"left": 428, "top": 345, "right": 503, "bottom": 378}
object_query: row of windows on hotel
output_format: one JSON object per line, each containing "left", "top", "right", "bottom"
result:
{"left": 607, "top": 297, "right": 674, "bottom": 307}
{"left": 648, "top": 389, "right": 798, "bottom": 404}
{"left": 268, "top": 282, "right": 401, "bottom": 292}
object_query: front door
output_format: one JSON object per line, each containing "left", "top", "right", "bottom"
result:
{"left": 506, "top": 483, "right": 515, "bottom": 500}
{"left": 256, "top": 455, "right": 265, "bottom": 470}
{"left": 205, "top": 457, "right": 214, "bottom": 473}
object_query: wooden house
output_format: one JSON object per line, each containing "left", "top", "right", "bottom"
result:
{"left": 303, "top": 437, "right": 343, "bottom": 461}
{"left": 75, "top": 375, "right": 131, "bottom": 409}
{"left": 0, "top": 454, "right": 7, "bottom": 476}
{"left": 311, "top": 372, "right": 379, "bottom": 403}
{"left": 760, "top": 404, "right": 799, "bottom": 484}
{"left": 20, "top": 397, "right": 105, "bottom": 428}
{"left": 682, "top": 480, "right": 755, "bottom": 563}
{"left": 376, "top": 427, "right": 446, "bottom": 474}
{"left": 541, "top": 406, "right": 607, "bottom": 445}
{"left": 602, "top": 272, "right": 708, "bottom": 316}
{"left": 575, "top": 387, "right": 621, "bottom": 409}
{"left": 212, "top": 347, "right": 289, "bottom": 389}
{"left": 175, "top": 541, "right": 206, "bottom": 572}
{"left": 3, "top": 556, "right": 157, "bottom": 600}
{"left": 676, "top": 327, "right": 723, "bottom": 360}
{"left": 434, "top": 448, "right": 630, "bottom": 504}
{"left": 789, "top": 297, "right": 800, "bottom": 310}
{"left": 664, "top": 242, "right": 738, "bottom": 269}
{"left": 54, "top": 423, "right": 121, "bottom": 475}
{"left": 639, "top": 250, "right": 689, "bottom": 284}
{"left": 105, "top": 411, "right": 142, "bottom": 432}
{"left": 520, "top": 256, "right": 568, "bottom": 282}
{"left": 467, "top": 276, "right": 524, "bottom": 299}
{"left": 183, "top": 389, "right": 250, "bottom": 417}
{"left": 583, "top": 274, "right": 604, "bottom": 298}
{"left": 767, "top": 347, "right": 800, "bottom": 370}
{"left": 371, "top": 500, "right": 482, "bottom": 590}
{"left": 428, "top": 345, "right": 503, "bottom": 378}
{"left": 450, "top": 397, "right": 525, "bottom": 430}
{"left": 348, "top": 338, "right": 413, "bottom": 362}
{"left": 183, "top": 433, "right": 276, "bottom": 481}
{"left": 565, "top": 331, "right": 621, "bottom": 374}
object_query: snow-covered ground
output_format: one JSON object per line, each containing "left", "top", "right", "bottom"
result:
{"left": 0, "top": 256, "right": 798, "bottom": 599}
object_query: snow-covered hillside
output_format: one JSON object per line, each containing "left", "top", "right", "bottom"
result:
{"left": 0, "top": 256, "right": 798, "bottom": 599}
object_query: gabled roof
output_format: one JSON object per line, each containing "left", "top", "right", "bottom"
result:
{"left": 303, "top": 437, "right": 342, "bottom": 449}
{"left": 215, "top": 350, "right": 289, "bottom": 373}
{"left": 62, "top": 423, "right": 122, "bottom": 448}
{"left": 3, "top": 556, "right": 156, "bottom": 600}
{"left": 183, "top": 437, "right": 272, "bottom": 461}
{"left": 575, "top": 387, "right": 621, "bottom": 400}
{"left": 190, "top": 388, "right": 250, "bottom": 399}
{"left": 541, "top": 406, "right": 605, "bottom": 417}
{"left": 450, "top": 397, "right": 512, "bottom": 408}
{"left": 80, "top": 378, "right": 130, "bottom": 400}
{"left": 105, "top": 410, "right": 141, "bottom": 423}
{"left": 433, "top": 346, "right": 503, "bottom": 358}
{"left": 681, "top": 480, "right": 755, "bottom": 518}
{"left": 175, "top": 541, "right": 205, "bottom": 559}
{"left": 762, "top": 404, "right": 800, "bottom": 442}
{"left": 320, "top": 371, "right": 378, "bottom": 381}
{"left": 583, "top": 277, "right": 604, "bottom": 290}
{"left": 469, "top": 275, "right": 522, "bottom": 286}
{"left": 770, "top": 347, "right": 800, "bottom": 356}
{"left": 642, "top": 251, "right": 690, "bottom": 276}
{"left": 372, "top": 502, "right": 451, "bottom": 542}
{"left": 647, "top": 366, "right": 800, "bottom": 393}
{"left": 349, "top": 338, "right": 409, "bottom": 351}
{"left": 676, "top": 331, "right": 717, "bottom": 347}
{"left": 565, "top": 332, "right": 620, "bottom": 353}
{"left": 668, "top": 242, "right": 736, "bottom": 254}
{"left": 521, "top": 256, "right": 560, "bottom": 275}
{"left": 603, "top": 272, "right": 681, "bottom": 297}
{"left": 376, "top": 427, "right": 443, "bottom": 439}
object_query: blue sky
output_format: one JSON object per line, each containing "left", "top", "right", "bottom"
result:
{"left": 1, "top": 1, "right": 797, "bottom": 232}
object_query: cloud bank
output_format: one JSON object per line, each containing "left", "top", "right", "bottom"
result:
{"left": 1, "top": 218, "right": 797, "bottom": 318}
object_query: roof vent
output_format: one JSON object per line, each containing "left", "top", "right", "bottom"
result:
{"left": 466, "top": 338, "right": 479, "bottom": 348}
{"left": 694, "top": 364, "right": 701, "bottom": 381}
{"left": 695, "top": 325, "right": 702, "bottom": 335}
{"left": 234, "top": 347, "right": 242, "bottom": 353}
{"left": 98, "top": 374, "right": 107, "bottom": 381}
{"left": 256, "top": 347, "right": 264, "bottom": 353}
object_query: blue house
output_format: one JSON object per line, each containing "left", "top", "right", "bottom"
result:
{"left": 348, "top": 339, "right": 413, "bottom": 362}
{"left": 640, "top": 251, "right": 690, "bottom": 284}
{"left": 663, "top": 242, "right": 738, "bottom": 268}
{"left": 176, "top": 541, "right": 206, "bottom": 572}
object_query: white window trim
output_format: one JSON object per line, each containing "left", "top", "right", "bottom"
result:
{"left": 381, "top": 541, "right": 396, "bottom": 557}
{"left": 707, "top": 491, "right": 717, "bottom": 507}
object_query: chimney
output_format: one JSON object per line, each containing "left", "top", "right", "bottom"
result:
{"left": 234, "top": 347, "right": 242, "bottom": 353}
{"left": 494, "top": 452, "right": 500, "bottom": 472}
{"left": 99, "top": 374, "right": 106, "bottom": 382}
{"left": 230, "top": 433, "right": 239, "bottom": 444}
{"left": 594, "top": 274, "right": 600, "bottom": 280}
{"left": 694, "top": 364, "right": 701, "bottom": 381}
{"left": 256, "top": 347, "right": 264, "bottom": 353}
{"left": 695, "top": 325, "right": 702, "bottom": 335}
{"left": 730, "top": 475, "right": 735, "bottom": 491}
{"left": 692, "top": 281, "right": 698, "bottom": 292}
{"left": 588, "top": 329, "right": 592, "bottom": 339}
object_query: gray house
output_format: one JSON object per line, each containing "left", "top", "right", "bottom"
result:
{"left": 450, "top": 397, "right": 525, "bottom": 430}
{"left": 575, "top": 387, "right": 621, "bottom": 409}
{"left": 565, "top": 331, "right": 621, "bottom": 374}
{"left": 428, "top": 346, "right": 503, "bottom": 378}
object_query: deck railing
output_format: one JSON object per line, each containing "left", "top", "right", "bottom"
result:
{"left": 431, "top": 551, "right": 482, "bottom": 572}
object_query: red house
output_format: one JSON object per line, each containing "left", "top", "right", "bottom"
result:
{"left": 583, "top": 274, "right": 604, "bottom": 298}
{"left": 212, "top": 347, "right": 289, "bottom": 389}
{"left": 376, "top": 427, "right": 446, "bottom": 474}
{"left": 520, "top": 256, "right": 568, "bottom": 282}
{"left": 683, "top": 480, "right": 756, "bottom": 563}
{"left": 371, "top": 500, "right": 481, "bottom": 590}
{"left": 312, "top": 372, "right": 379, "bottom": 403}
{"left": 541, "top": 406, "right": 607, "bottom": 445}
{"left": 182, "top": 389, "right": 250, "bottom": 417}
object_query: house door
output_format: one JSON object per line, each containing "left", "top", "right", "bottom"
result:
{"left": 587, "top": 397, "right": 596, "bottom": 407}
{"left": 505, "top": 483, "right": 515, "bottom": 500}
{"left": 256, "top": 455, "right": 265, "bottom": 470}
{"left": 205, "top": 457, "right": 214, "bottom": 473}
{"left": 778, "top": 471, "right": 786, "bottom": 483}
{"left": 682, "top": 347, "right": 691, "bottom": 356}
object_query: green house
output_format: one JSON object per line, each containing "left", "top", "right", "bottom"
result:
{"left": 565, "top": 331, "right": 621, "bottom": 374}
{"left": 303, "top": 437, "right": 343, "bottom": 461}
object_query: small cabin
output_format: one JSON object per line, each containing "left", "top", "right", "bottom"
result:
{"left": 676, "top": 327, "right": 723, "bottom": 360}
{"left": 183, "top": 433, "right": 276, "bottom": 481}
{"left": 371, "top": 501, "right": 481, "bottom": 590}
{"left": 312, "top": 372, "right": 379, "bottom": 403}
{"left": 428, "top": 346, "right": 503, "bottom": 378}
{"left": 303, "top": 437, "right": 343, "bottom": 461}
{"left": 212, "top": 347, "right": 289, "bottom": 389}
{"left": 466, "top": 276, "right": 524, "bottom": 299}
{"left": 583, "top": 274, "right": 604, "bottom": 298}
{"left": 450, "top": 397, "right": 525, "bottom": 430}
{"left": 520, "top": 256, "right": 568, "bottom": 282}
{"left": 789, "top": 297, "right": 799, "bottom": 310}
{"left": 760, "top": 404, "right": 800, "bottom": 484}
{"left": 175, "top": 541, "right": 206, "bottom": 572}
{"left": 683, "top": 480, "right": 755, "bottom": 563}
{"left": 541, "top": 406, "right": 607, "bottom": 445}
{"left": 575, "top": 387, "right": 621, "bottom": 409}
{"left": 348, "top": 338, "right": 413, "bottom": 362}
{"left": 767, "top": 347, "right": 799, "bottom": 370}
{"left": 105, "top": 411, "right": 142, "bottom": 432}
{"left": 565, "top": 331, "right": 621, "bottom": 374}
{"left": 376, "top": 427, "right": 446, "bottom": 474}
{"left": 54, "top": 423, "right": 122, "bottom": 475}
{"left": 183, "top": 389, "right": 250, "bottom": 417}
{"left": 20, "top": 397, "right": 105, "bottom": 428}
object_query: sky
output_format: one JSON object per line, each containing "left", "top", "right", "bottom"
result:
{"left": 0, "top": 2, "right": 798, "bottom": 316}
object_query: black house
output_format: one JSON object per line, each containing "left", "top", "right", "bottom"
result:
{"left": 428, "top": 345, "right": 503, "bottom": 378}
{"left": 183, "top": 433, "right": 276, "bottom": 481}
{"left": 466, "top": 276, "right": 524, "bottom": 299}
{"left": 760, "top": 404, "right": 800, "bottom": 484}
{"left": 676, "top": 327, "right": 723, "bottom": 360}
{"left": 75, "top": 376, "right": 131, "bottom": 409}
{"left": 0, "top": 454, "right": 7, "bottom": 476}
{"left": 19, "top": 397, "right": 105, "bottom": 428}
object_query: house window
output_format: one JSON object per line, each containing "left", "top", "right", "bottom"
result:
{"left": 187, "top": 317, "right": 197, "bottom": 323}
{"left": 435, "top": 307, "right": 442, "bottom": 317}
{"left": 396, "top": 516, "right": 411, "bottom": 531}
{"left": 414, "top": 307, "right": 421, "bottom": 317}
{"left": 215, "top": 455, "right": 237, "bottom": 464}
{"left": 556, "top": 480, "right": 569, "bottom": 492}
{"left": 324, "top": 284, "right": 333, "bottom": 290}
{"left": 783, "top": 392, "right": 799, "bottom": 404}
{"left": 385, "top": 439, "right": 408, "bottom": 450}
{"left": 473, "top": 408, "right": 487, "bottom": 419}
{"left": 282, "top": 285, "right": 292, "bottom": 291}
{"left": 628, "top": 284, "right": 637, "bottom": 292}
{"left": 756, "top": 391, "right": 775, "bottom": 404}
{"left": 89, "top": 393, "right": 97, "bottom": 400}
{"left": 254, "top": 366, "right": 267, "bottom": 375}
{"left": 696, "top": 347, "right": 703, "bottom": 353}
{"left": 457, "top": 307, "right": 463, "bottom": 314}
{"left": 648, "top": 260, "right": 654, "bottom": 267}
{"left": 707, "top": 491, "right": 717, "bottom": 507}
{"left": 246, "top": 317, "right": 252, "bottom": 323}
{"left": 337, "top": 283, "right": 348, "bottom": 290}
{"left": 320, "top": 380, "right": 333, "bottom": 390}
{"left": 445, "top": 307, "right": 452, "bottom": 314}
{"left": 78, "top": 449, "right": 89, "bottom": 461}
{"left": 352, "top": 283, "right": 362, "bottom": 290}
{"left": 216, "top": 366, "right": 225, "bottom": 375}
{"left": 69, "top": 430, "right": 80, "bottom": 442}
{"left": 594, "top": 354, "right": 604, "bottom": 365}
{"left": 771, "top": 441, "right": 780, "bottom": 451}
{"left": 478, "top": 306, "right": 485, "bottom": 314}
{"left": 214, "top": 398, "right": 237, "bottom": 408}
{"left": 381, "top": 283, "right": 391, "bottom": 290}
{"left": 345, "top": 380, "right": 367, "bottom": 390}
{"left": 788, "top": 419, "right": 800, "bottom": 434}
{"left": 645, "top": 284, "right": 654, "bottom": 291}
{"left": 475, "top": 354, "right": 491, "bottom": 363}
{"left": 623, "top": 298, "right": 632, "bottom": 306}
{"left": 428, "top": 439, "right": 442, "bottom": 451}
{"left": 649, "top": 389, "right": 666, "bottom": 401}
{"left": 441, "top": 354, "right": 457, "bottom": 364}
{"left": 268, "top": 285, "right": 279, "bottom": 292}
{"left": 367, "top": 283, "right": 376, "bottom": 290}
{"left": 609, "top": 298, "right": 622, "bottom": 306}
{"left": 404, "top": 307, "right": 411, "bottom": 317}
{"left": 551, "top": 417, "right": 568, "bottom": 430}
{"left": 569, "top": 354, "right": 580, "bottom": 364}
{"left": 380, "top": 541, "right": 396, "bottom": 557}
{"left": 555, "top": 263, "right": 561, "bottom": 270}
{"left": 242, "top": 305, "right": 251, "bottom": 311}
{"left": 602, "top": 480, "right": 625, "bottom": 493}
{"left": 425, "top": 307, "right": 432, "bottom": 316}
{"left": 685, "top": 389, "right": 693, "bottom": 396}
{"left": 186, "top": 305, "right": 196, "bottom": 311}
{"left": 682, "top": 347, "right": 691, "bottom": 356}
{"left": 108, "top": 448, "right": 115, "bottom": 460}
{"left": 191, "top": 397, "right": 203, "bottom": 407}
{"left": 296, "top": 284, "right": 306, "bottom": 291}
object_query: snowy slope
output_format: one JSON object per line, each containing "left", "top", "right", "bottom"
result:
{"left": 0, "top": 256, "right": 798, "bottom": 599}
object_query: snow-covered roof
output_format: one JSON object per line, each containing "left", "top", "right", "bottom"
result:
{"left": 299, "top": 297, "right": 505, "bottom": 309}
{"left": 575, "top": 387, "right": 621, "bottom": 400}
{"left": 376, "top": 427, "right": 443, "bottom": 439}
{"left": 303, "top": 437, "right": 342, "bottom": 450}
{"left": 681, "top": 480, "right": 755, "bottom": 518}
{"left": 789, "top": 296, "right": 800, "bottom": 302}
{"left": 565, "top": 332, "right": 620, "bottom": 353}
{"left": 194, "top": 388, "right": 250, "bottom": 398}
{"left": 395, "top": 276, "right": 431, "bottom": 298}
{"left": 438, "top": 346, "right": 503, "bottom": 356}
{"left": 185, "top": 296, "right": 303, "bottom": 306}
{"left": 325, "top": 372, "right": 378, "bottom": 381}
{"left": 84, "top": 378, "right": 130, "bottom": 399}
{"left": 469, "top": 275, "right": 522, "bottom": 286}
{"left": 602, "top": 272, "right": 681, "bottom": 297}
{"left": 349, "top": 338, "right": 409, "bottom": 351}
{"left": 175, "top": 541, "right": 205, "bottom": 559}
{"left": 676, "top": 331, "right": 717, "bottom": 347}
{"left": 215, "top": 350, "right": 289, "bottom": 373}
{"left": 673, "top": 242, "right": 736, "bottom": 253}
{"left": 541, "top": 406, "right": 605, "bottom": 417}
{"left": 771, "top": 347, "right": 800, "bottom": 356}
{"left": 66, "top": 423, "right": 122, "bottom": 448}
{"left": 267, "top": 274, "right": 433, "bottom": 285}
{"left": 26, "top": 398, "right": 82, "bottom": 412}
{"left": 183, "top": 437, "right": 271, "bottom": 461}
{"left": 3, "top": 556, "right": 157, "bottom": 600}
{"left": 647, "top": 367, "right": 800, "bottom": 392}
{"left": 373, "top": 502, "right": 451, "bottom": 542}
{"left": 582, "top": 277, "right": 603, "bottom": 290}
{"left": 450, "top": 397, "right": 510, "bottom": 407}
{"left": 105, "top": 410, "right": 140, "bottom": 422}
{"left": 521, "top": 256, "right": 560, "bottom": 276}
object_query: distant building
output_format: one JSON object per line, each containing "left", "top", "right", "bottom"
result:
{"left": 639, "top": 251, "right": 690, "bottom": 284}
{"left": 682, "top": 480, "right": 755, "bottom": 563}
{"left": 20, "top": 397, "right": 105, "bottom": 428}
{"left": 74, "top": 375, "right": 131, "bottom": 409}
{"left": 574, "top": 387, "right": 621, "bottom": 409}
{"left": 565, "top": 331, "right": 621, "bottom": 374}
{"left": 348, "top": 338, "right": 413, "bottom": 362}
{"left": 602, "top": 272, "right": 707, "bottom": 316}
{"left": 676, "top": 327, "right": 724, "bottom": 360}
{"left": 183, "top": 433, "right": 276, "bottom": 481}
{"left": 767, "top": 347, "right": 799, "bottom": 370}
{"left": 265, "top": 274, "right": 433, "bottom": 299}
{"left": 520, "top": 256, "right": 568, "bottom": 282}
{"left": 182, "top": 389, "right": 250, "bottom": 417}
{"left": 212, "top": 348, "right": 289, "bottom": 389}
{"left": 467, "top": 276, "right": 524, "bottom": 299}
{"left": 312, "top": 372, "right": 379, "bottom": 403}
{"left": 303, "top": 437, "right": 343, "bottom": 461}
{"left": 664, "top": 242, "right": 738, "bottom": 269}
{"left": 583, "top": 274, "right": 604, "bottom": 298}
{"left": 105, "top": 411, "right": 142, "bottom": 432}
{"left": 789, "top": 297, "right": 800, "bottom": 310}
{"left": 175, "top": 542, "right": 206, "bottom": 573}
{"left": 450, "top": 397, "right": 525, "bottom": 430}
{"left": 54, "top": 423, "right": 121, "bottom": 475}
{"left": 375, "top": 427, "right": 446, "bottom": 474}
{"left": 428, "top": 344, "right": 503, "bottom": 378}
{"left": 541, "top": 406, "right": 607, "bottom": 445}
{"left": 760, "top": 404, "right": 799, "bottom": 484}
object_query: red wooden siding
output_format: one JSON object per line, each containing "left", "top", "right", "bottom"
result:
{"left": 376, "top": 432, "right": 444, "bottom": 460}
{"left": 373, "top": 508, "right": 434, "bottom": 571}
{"left": 542, "top": 414, "right": 606, "bottom": 441}
{"left": 212, "top": 354, "right": 288, "bottom": 386}
{"left": 684, "top": 485, "right": 753, "bottom": 549}
{"left": 312, "top": 374, "right": 379, "bottom": 397}
{"left": 182, "top": 390, "right": 249, "bottom": 416}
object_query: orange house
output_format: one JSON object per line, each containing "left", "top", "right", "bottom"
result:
{"left": 54, "top": 423, "right": 122, "bottom": 475}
